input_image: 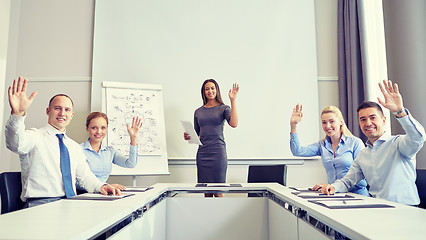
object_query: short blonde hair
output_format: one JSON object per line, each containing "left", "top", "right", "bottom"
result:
{"left": 321, "top": 106, "right": 354, "bottom": 140}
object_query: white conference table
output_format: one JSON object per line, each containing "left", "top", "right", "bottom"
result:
{"left": 0, "top": 183, "right": 425, "bottom": 240}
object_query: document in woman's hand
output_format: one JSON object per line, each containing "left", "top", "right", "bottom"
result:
{"left": 181, "top": 120, "right": 203, "bottom": 145}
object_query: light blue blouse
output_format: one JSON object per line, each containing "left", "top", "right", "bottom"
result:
{"left": 79, "top": 139, "right": 138, "bottom": 183}
{"left": 333, "top": 110, "right": 426, "bottom": 205}
{"left": 290, "top": 133, "right": 369, "bottom": 196}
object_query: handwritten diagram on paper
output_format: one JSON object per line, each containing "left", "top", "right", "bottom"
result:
{"left": 106, "top": 87, "right": 162, "bottom": 155}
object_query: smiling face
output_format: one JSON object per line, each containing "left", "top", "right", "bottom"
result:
{"left": 86, "top": 117, "right": 108, "bottom": 144}
{"left": 358, "top": 107, "right": 386, "bottom": 144}
{"left": 46, "top": 96, "right": 74, "bottom": 132}
{"left": 204, "top": 81, "right": 217, "bottom": 102}
{"left": 321, "top": 112, "right": 343, "bottom": 139}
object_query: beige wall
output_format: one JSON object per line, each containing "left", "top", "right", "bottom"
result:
{"left": 2, "top": 0, "right": 339, "bottom": 187}
{"left": 383, "top": 0, "right": 426, "bottom": 169}
{"left": 0, "top": 0, "right": 11, "bottom": 172}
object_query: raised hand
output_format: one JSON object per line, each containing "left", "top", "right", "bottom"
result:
{"left": 377, "top": 79, "right": 404, "bottom": 113}
{"left": 228, "top": 83, "right": 239, "bottom": 101}
{"left": 8, "top": 76, "right": 37, "bottom": 116}
{"left": 127, "top": 116, "right": 143, "bottom": 146}
{"left": 290, "top": 104, "right": 303, "bottom": 125}
{"left": 290, "top": 104, "right": 303, "bottom": 134}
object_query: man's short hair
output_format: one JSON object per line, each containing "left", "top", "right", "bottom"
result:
{"left": 48, "top": 94, "right": 74, "bottom": 108}
{"left": 357, "top": 101, "right": 384, "bottom": 117}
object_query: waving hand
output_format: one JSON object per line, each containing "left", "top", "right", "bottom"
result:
{"left": 8, "top": 77, "right": 37, "bottom": 116}
{"left": 378, "top": 79, "right": 405, "bottom": 115}
{"left": 127, "top": 116, "right": 143, "bottom": 146}
{"left": 228, "top": 83, "right": 239, "bottom": 101}
{"left": 290, "top": 104, "right": 303, "bottom": 134}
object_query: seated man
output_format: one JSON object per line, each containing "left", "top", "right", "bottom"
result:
{"left": 317, "top": 80, "right": 425, "bottom": 205}
{"left": 5, "top": 76, "right": 122, "bottom": 208}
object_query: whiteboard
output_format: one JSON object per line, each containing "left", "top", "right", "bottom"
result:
{"left": 92, "top": 0, "right": 319, "bottom": 163}
{"left": 102, "top": 81, "right": 169, "bottom": 175}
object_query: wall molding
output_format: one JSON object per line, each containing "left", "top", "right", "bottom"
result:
{"left": 26, "top": 76, "right": 337, "bottom": 83}
{"left": 27, "top": 77, "right": 91, "bottom": 82}
{"left": 168, "top": 158, "right": 313, "bottom": 165}
{"left": 317, "top": 76, "right": 338, "bottom": 81}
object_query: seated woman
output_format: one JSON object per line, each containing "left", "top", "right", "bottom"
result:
{"left": 78, "top": 112, "right": 142, "bottom": 191}
{"left": 290, "top": 105, "right": 369, "bottom": 196}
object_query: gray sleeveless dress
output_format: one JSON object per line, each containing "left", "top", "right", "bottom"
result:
{"left": 194, "top": 104, "right": 231, "bottom": 183}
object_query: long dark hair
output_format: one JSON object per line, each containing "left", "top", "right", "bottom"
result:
{"left": 201, "top": 79, "right": 224, "bottom": 105}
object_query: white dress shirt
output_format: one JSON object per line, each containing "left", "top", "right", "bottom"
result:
{"left": 5, "top": 115, "right": 105, "bottom": 201}
{"left": 332, "top": 110, "right": 426, "bottom": 205}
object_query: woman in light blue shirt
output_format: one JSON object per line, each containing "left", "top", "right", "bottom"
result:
{"left": 78, "top": 112, "right": 142, "bottom": 190}
{"left": 290, "top": 105, "right": 369, "bottom": 196}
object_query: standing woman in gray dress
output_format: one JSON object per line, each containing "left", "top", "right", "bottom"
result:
{"left": 184, "top": 79, "right": 239, "bottom": 197}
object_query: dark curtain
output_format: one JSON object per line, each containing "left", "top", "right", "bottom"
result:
{"left": 337, "top": 0, "right": 367, "bottom": 142}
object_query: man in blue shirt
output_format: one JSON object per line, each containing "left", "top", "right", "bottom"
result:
{"left": 318, "top": 80, "right": 425, "bottom": 205}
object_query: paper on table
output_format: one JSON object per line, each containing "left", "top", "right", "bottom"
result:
{"left": 181, "top": 120, "right": 202, "bottom": 145}
{"left": 124, "top": 187, "right": 153, "bottom": 192}
{"left": 295, "top": 192, "right": 352, "bottom": 199}
{"left": 195, "top": 183, "right": 242, "bottom": 187}
{"left": 68, "top": 192, "right": 134, "bottom": 200}
{"left": 289, "top": 186, "right": 315, "bottom": 192}
{"left": 310, "top": 199, "right": 394, "bottom": 209}
{"left": 206, "top": 184, "right": 235, "bottom": 187}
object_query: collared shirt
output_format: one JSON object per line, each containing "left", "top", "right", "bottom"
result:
{"left": 80, "top": 139, "right": 138, "bottom": 183}
{"left": 332, "top": 110, "right": 426, "bottom": 205}
{"left": 290, "top": 133, "right": 369, "bottom": 196}
{"left": 5, "top": 115, "right": 104, "bottom": 201}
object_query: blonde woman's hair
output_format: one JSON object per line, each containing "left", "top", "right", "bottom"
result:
{"left": 321, "top": 106, "right": 354, "bottom": 140}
